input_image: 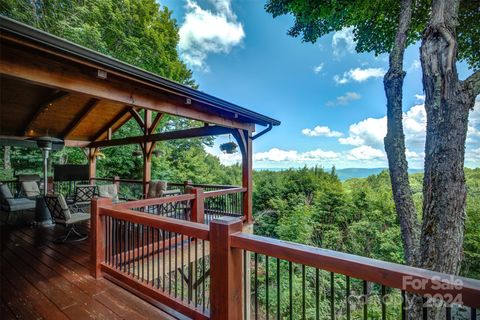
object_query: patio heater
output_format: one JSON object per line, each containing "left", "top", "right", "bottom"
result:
{"left": 27, "top": 136, "right": 64, "bottom": 225}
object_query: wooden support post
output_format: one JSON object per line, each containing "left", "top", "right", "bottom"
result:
{"left": 142, "top": 110, "right": 152, "bottom": 198}
{"left": 88, "top": 147, "right": 97, "bottom": 181}
{"left": 91, "top": 197, "right": 112, "bottom": 279}
{"left": 242, "top": 130, "right": 253, "bottom": 223}
{"left": 189, "top": 187, "right": 204, "bottom": 223}
{"left": 210, "top": 217, "right": 243, "bottom": 320}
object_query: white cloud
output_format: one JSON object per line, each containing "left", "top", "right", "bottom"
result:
{"left": 254, "top": 148, "right": 339, "bottom": 162}
{"left": 313, "top": 63, "right": 324, "bottom": 74}
{"left": 414, "top": 94, "right": 425, "bottom": 102}
{"left": 302, "top": 126, "right": 343, "bottom": 137}
{"left": 408, "top": 59, "right": 421, "bottom": 71}
{"left": 338, "top": 117, "right": 387, "bottom": 147}
{"left": 326, "top": 92, "right": 361, "bottom": 106}
{"left": 334, "top": 67, "right": 386, "bottom": 84}
{"left": 332, "top": 27, "right": 355, "bottom": 58}
{"left": 178, "top": 0, "right": 245, "bottom": 71}
{"left": 347, "top": 145, "right": 385, "bottom": 160}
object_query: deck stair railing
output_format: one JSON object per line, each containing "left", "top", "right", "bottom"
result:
{"left": 92, "top": 200, "right": 480, "bottom": 320}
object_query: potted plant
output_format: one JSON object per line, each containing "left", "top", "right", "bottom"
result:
{"left": 219, "top": 141, "right": 238, "bottom": 154}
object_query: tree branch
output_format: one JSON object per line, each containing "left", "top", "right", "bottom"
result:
{"left": 465, "top": 70, "right": 480, "bottom": 97}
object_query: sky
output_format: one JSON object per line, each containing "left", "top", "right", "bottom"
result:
{"left": 161, "top": 0, "right": 479, "bottom": 169}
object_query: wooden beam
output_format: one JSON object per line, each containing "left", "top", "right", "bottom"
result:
{"left": 21, "top": 90, "right": 69, "bottom": 135}
{"left": 60, "top": 98, "right": 99, "bottom": 138}
{"left": 149, "top": 112, "right": 164, "bottom": 135}
{"left": 129, "top": 108, "right": 145, "bottom": 129}
{"left": 1, "top": 44, "right": 253, "bottom": 131}
{"left": 89, "top": 125, "right": 235, "bottom": 148}
{"left": 90, "top": 106, "right": 131, "bottom": 141}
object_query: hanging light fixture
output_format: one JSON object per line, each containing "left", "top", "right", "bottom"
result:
{"left": 219, "top": 135, "right": 238, "bottom": 154}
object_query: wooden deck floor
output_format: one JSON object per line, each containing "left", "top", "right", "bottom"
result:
{"left": 0, "top": 218, "right": 175, "bottom": 319}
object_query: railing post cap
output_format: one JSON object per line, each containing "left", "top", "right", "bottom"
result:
{"left": 210, "top": 216, "right": 242, "bottom": 226}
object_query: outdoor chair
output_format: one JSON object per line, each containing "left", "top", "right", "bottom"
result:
{"left": 20, "top": 180, "right": 41, "bottom": 199}
{"left": 0, "top": 184, "right": 36, "bottom": 221}
{"left": 44, "top": 194, "right": 90, "bottom": 243}
{"left": 0, "top": 183, "right": 36, "bottom": 222}
{"left": 67, "top": 184, "right": 97, "bottom": 210}
{"left": 97, "top": 184, "right": 127, "bottom": 203}
{"left": 146, "top": 180, "right": 181, "bottom": 198}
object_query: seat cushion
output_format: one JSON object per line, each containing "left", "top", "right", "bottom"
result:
{"left": 6, "top": 198, "right": 36, "bottom": 211}
{"left": 98, "top": 184, "right": 119, "bottom": 202}
{"left": 21, "top": 181, "right": 40, "bottom": 198}
{"left": 65, "top": 212, "right": 90, "bottom": 225}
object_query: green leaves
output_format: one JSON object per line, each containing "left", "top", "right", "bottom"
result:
{"left": 264, "top": 0, "right": 479, "bottom": 68}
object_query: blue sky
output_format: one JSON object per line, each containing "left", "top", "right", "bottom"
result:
{"left": 161, "top": 0, "right": 479, "bottom": 169}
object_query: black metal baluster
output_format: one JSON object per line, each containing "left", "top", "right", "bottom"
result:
{"left": 423, "top": 297, "right": 428, "bottom": 320}
{"left": 316, "top": 269, "right": 320, "bottom": 320}
{"left": 142, "top": 225, "right": 145, "bottom": 281}
{"left": 169, "top": 231, "right": 172, "bottom": 295}
{"left": 266, "top": 255, "right": 270, "bottom": 320}
{"left": 446, "top": 303, "right": 451, "bottom": 320}
{"left": 289, "top": 261, "right": 293, "bottom": 320}
{"left": 244, "top": 250, "right": 247, "bottom": 320}
{"left": 381, "top": 285, "right": 386, "bottom": 320}
{"left": 302, "top": 264, "right": 306, "bottom": 320}
{"left": 277, "top": 258, "right": 281, "bottom": 320}
{"left": 157, "top": 228, "right": 160, "bottom": 289}
{"left": 401, "top": 290, "right": 406, "bottom": 320}
{"left": 331, "top": 272, "right": 335, "bottom": 320}
{"left": 187, "top": 236, "right": 191, "bottom": 303}
{"left": 346, "top": 276, "right": 350, "bottom": 320}
{"left": 202, "top": 239, "right": 205, "bottom": 311}
{"left": 181, "top": 234, "right": 184, "bottom": 300}
{"left": 195, "top": 237, "right": 198, "bottom": 307}
{"left": 162, "top": 229, "right": 166, "bottom": 291}
{"left": 255, "top": 252, "right": 258, "bottom": 320}
{"left": 363, "top": 280, "right": 368, "bottom": 320}
{"left": 471, "top": 308, "right": 477, "bottom": 320}
{"left": 175, "top": 232, "right": 178, "bottom": 298}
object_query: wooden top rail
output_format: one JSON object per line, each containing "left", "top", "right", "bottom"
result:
{"left": 204, "top": 187, "right": 247, "bottom": 198}
{"left": 231, "top": 232, "right": 480, "bottom": 308}
{"left": 112, "top": 193, "right": 195, "bottom": 210}
{"left": 99, "top": 206, "right": 210, "bottom": 240}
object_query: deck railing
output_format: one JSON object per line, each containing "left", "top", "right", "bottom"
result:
{"left": 92, "top": 204, "right": 480, "bottom": 320}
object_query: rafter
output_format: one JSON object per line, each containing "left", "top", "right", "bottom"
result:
{"left": 88, "top": 125, "right": 235, "bottom": 148}
{"left": 90, "top": 106, "right": 131, "bottom": 141}
{"left": 60, "top": 98, "right": 100, "bottom": 138}
{"left": 21, "top": 90, "right": 69, "bottom": 135}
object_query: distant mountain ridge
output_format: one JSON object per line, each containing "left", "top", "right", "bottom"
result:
{"left": 254, "top": 167, "right": 423, "bottom": 180}
{"left": 335, "top": 168, "right": 423, "bottom": 181}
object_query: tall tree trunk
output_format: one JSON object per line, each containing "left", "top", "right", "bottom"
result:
{"left": 420, "top": 0, "right": 479, "bottom": 318}
{"left": 384, "top": 0, "right": 420, "bottom": 267}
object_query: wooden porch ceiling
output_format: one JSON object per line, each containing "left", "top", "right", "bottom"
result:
{"left": 0, "top": 17, "right": 280, "bottom": 146}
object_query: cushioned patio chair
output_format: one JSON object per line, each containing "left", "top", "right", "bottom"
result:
{"left": 146, "top": 180, "right": 181, "bottom": 198}
{"left": 44, "top": 194, "right": 90, "bottom": 243}
{"left": 97, "top": 184, "right": 127, "bottom": 203}
{"left": 0, "top": 183, "right": 36, "bottom": 222}
{"left": 67, "top": 184, "right": 97, "bottom": 210}
{"left": 20, "top": 180, "right": 41, "bottom": 199}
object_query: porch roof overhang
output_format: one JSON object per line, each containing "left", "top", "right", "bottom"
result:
{"left": 0, "top": 16, "right": 280, "bottom": 147}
